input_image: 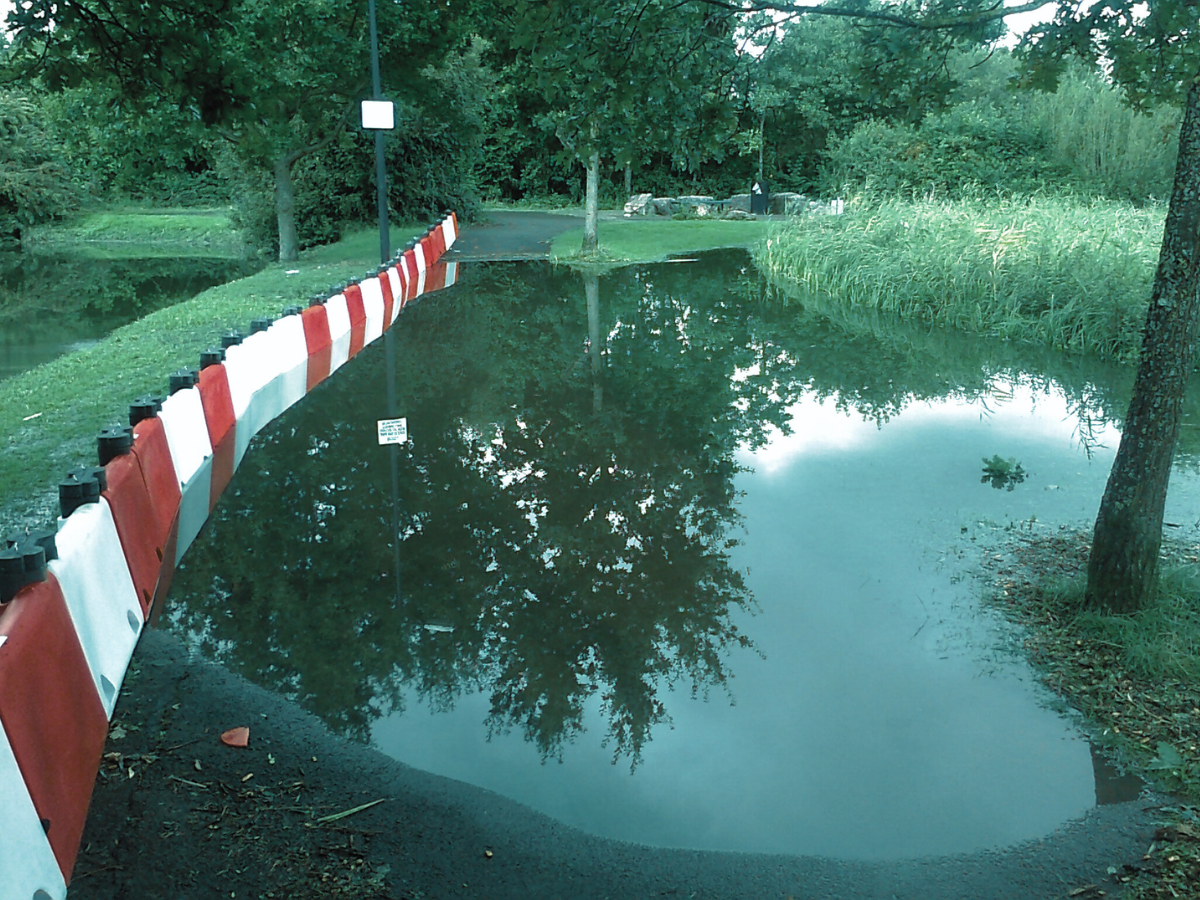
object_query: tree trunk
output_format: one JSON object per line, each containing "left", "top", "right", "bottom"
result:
{"left": 1086, "top": 68, "right": 1200, "bottom": 614}
{"left": 583, "top": 147, "right": 600, "bottom": 256}
{"left": 586, "top": 273, "right": 603, "bottom": 413}
{"left": 624, "top": 162, "right": 632, "bottom": 198}
{"left": 274, "top": 156, "right": 300, "bottom": 263}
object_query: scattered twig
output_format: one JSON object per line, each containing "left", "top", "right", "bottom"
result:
{"left": 313, "top": 798, "right": 387, "bottom": 824}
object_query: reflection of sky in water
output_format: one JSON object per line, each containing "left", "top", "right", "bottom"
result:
{"left": 374, "top": 376, "right": 1195, "bottom": 859}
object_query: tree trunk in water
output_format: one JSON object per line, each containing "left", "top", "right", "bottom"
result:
{"left": 1086, "top": 68, "right": 1200, "bottom": 614}
{"left": 583, "top": 148, "right": 600, "bottom": 256}
{"left": 586, "top": 273, "right": 603, "bottom": 413}
{"left": 274, "top": 157, "right": 300, "bottom": 263}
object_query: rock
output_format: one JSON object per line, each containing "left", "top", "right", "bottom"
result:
{"left": 623, "top": 193, "right": 655, "bottom": 217}
{"left": 720, "top": 209, "right": 757, "bottom": 221}
{"left": 727, "top": 194, "right": 751, "bottom": 212}
{"left": 677, "top": 195, "right": 716, "bottom": 216}
{"left": 652, "top": 197, "right": 676, "bottom": 216}
{"left": 769, "top": 192, "right": 806, "bottom": 215}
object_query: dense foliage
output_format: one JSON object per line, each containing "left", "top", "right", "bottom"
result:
{"left": 0, "top": 1, "right": 1189, "bottom": 247}
{"left": 0, "top": 89, "right": 78, "bottom": 246}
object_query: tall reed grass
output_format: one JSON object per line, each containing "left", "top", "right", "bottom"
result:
{"left": 754, "top": 194, "right": 1165, "bottom": 361}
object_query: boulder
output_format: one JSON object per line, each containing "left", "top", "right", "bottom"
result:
{"left": 623, "top": 192, "right": 655, "bottom": 217}
{"left": 677, "top": 195, "right": 716, "bottom": 216}
{"left": 727, "top": 194, "right": 751, "bottom": 212}
{"left": 720, "top": 209, "right": 757, "bottom": 221}
{"left": 652, "top": 197, "right": 676, "bottom": 216}
{"left": 769, "top": 192, "right": 806, "bottom": 215}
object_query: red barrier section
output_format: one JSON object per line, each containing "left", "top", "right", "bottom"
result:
{"left": 0, "top": 575, "right": 108, "bottom": 882}
{"left": 199, "top": 365, "right": 237, "bottom": 513}
{"left": 379, "top": 271, "right": 395, "bottom": 330}
{"left": 401, "top": 250, "right": 419, "bottom": 305}
{"left": 425, "top": 261, "right": 449, "bottom": 294}
{"left": 344, "top": 284, "right": 367, "bottom": 359}
{"left": 102, "top": 453, "right": 164, "bottom": 617}
{"left": 302, "top": 305, "right": 332, "bottom": 391}
{"left": 427, "top": 225, "right": 446, "bottom": 263}
{"left": 132, "top": 416, "right": 182, "bottom": 615}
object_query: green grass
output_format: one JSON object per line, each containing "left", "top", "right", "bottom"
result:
{"left": 551, "top": 218, "right": 772, "bottom": 264}
{"left": 756, "top": 195, "right": 1164, "bottom": 361}
{"left": 24, "top": 209, "right": 244, "bottom": 255}
{"left": 0, "top": 222, "right": 426, "bottom": 532}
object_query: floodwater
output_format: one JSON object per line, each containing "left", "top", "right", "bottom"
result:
{"left": 0, "top": 251, "right": 260, "bottom": 381}
{"left": 168, "top": 252, "right": 1197, "bottom": 860}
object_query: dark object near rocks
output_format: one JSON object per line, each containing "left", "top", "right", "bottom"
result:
{"left": 750, "top": 180, "right": 770, "bottom": 215}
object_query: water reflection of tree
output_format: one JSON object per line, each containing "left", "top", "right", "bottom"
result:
{"left": 172, "top": 259, "right": 792, "bottom": 762}
{"left": 169, "top": 251, "right": 1200, "bottom": 761}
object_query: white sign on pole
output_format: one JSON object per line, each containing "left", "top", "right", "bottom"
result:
{"left": 361, "top": 100, "right": 395, "bottom": 130}
{"left": 377, "top": 417, "right": 408, "bottom": 445}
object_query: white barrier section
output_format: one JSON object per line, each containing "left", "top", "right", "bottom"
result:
{"left": 441, "top": 218, "right": 456, "bottom": 251}
{"left": 325, "top": 295, "right": 352, "bottom": 375}
{"left": 49, "top": 500, "right": 142, "bottom": 719}
{"left": 414, "top": 243, "right": 427, "bottom": 275}
{"left": 266, "top": 314, "right": 310, "bottom": 415}
{"left": 0, "top": 724, "right": 68, "bottom": 900}
{"left": 360, "top": 278, "right": 385, "bottom": 345}
{"left": 445, "top": 262, "right": 458, "bottom": 288}
{"left": 387, "top": 267, "right": 403, "bottom": 324}
{"left": 158, "top": 388, "right": 211, "bottom": 486}
{"left": 223, "top": 333, "right": 276, "bottom": 468}
{"left": 158, "top": 387, "right": 215, "bottom": 564}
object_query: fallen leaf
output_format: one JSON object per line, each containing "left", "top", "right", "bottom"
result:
{"left": 194, "top": 760, "right": 202, "bottom": 771}
{"left": 220, "top": 727, "right": 250, "bottom": 748}
{"left": 241, "top": 773, "right": 254, "bottom": 783}
{"left": 110, "top": 724, "right": 127, "bottom": 741}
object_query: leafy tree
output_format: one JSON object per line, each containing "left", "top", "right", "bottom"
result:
{"left": 0, "top": 88, "right": 78, "bottom": 246}
{"left": 1013, "top": 0, "right": 1200, "bottom": 613}
{"left": 4, "top": 0, "right": 478, "bottom": 260}
{"left": 500, "top": 0, "right": 741, "bottom": 253}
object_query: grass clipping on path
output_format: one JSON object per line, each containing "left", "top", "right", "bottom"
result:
{"left": 984, "top": 531, "right": 1200, "bottom": 897}
{"left": 756, "top": 195, "right": 1164, "bottom": 362}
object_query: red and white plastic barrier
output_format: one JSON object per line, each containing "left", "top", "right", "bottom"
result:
{"left": 0, "top": 212, "right": 462, "bottom": 900}
{"left": 0, "top": 576, "right": 109, "bottom": 887}
{"left": 50, "top": 499, "right": 144, "bottom": 717}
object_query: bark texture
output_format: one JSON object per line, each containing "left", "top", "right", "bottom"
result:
{"left": 583, "top": 145, "right": 600, "bottom": 256}
{"left": 274, "top": 156, "right": 300, "bottom": 263}
{"left": 1087, "top": 68, "right": 1200, "bottom": 613}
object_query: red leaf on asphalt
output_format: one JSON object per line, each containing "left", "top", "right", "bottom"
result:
{"left": 220, "top": 727, "right": 250, "bottom": 748}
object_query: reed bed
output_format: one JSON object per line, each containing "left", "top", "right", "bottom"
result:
{"left": 754, "top": 195, "right": 1166, "bottom": 361}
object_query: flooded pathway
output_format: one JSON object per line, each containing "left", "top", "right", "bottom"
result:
{"left": 164, "top": 251, "right": 1200, "bottom": 861}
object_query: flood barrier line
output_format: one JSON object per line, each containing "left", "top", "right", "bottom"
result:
{"left": 0, "top": 214, "right": 459, "bottom": 900}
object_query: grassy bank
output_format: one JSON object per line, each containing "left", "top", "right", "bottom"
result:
{"left": 551, "top": 217, "right": 771, "bottom": 264}
{"left": 756, "top": 195, "right": 1164, "bottom": 362}
{"left": 985, "top": 532, "right": 1200, "bottom": 898}
{"left": 24, "top": 208, "right": 245, "bottom": 256}
{"left": 0, "top": 223, "right": 425, "bottom": 533}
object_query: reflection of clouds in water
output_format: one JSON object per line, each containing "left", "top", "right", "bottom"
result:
{"left": 738, "top": 376, "right": 1123, "bottom": 475}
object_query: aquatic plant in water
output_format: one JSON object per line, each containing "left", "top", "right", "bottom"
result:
{"left": 981, "top": 454, "right": 1027, "bottom": 490}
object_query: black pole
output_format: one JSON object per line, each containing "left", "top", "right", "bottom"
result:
{"left": 368, "top": 0, "right": 389, "bottom": 264}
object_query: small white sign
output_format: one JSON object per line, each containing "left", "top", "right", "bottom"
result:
{"left": 377, "top": 417, "right": 408, "bottom": 445}
{"left": 361, "top": 100, "right": 394, "bottom": 130}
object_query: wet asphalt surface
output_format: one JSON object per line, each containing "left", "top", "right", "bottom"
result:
{"left": 68, "top": 212, "right": 1164, "bottom": 899}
